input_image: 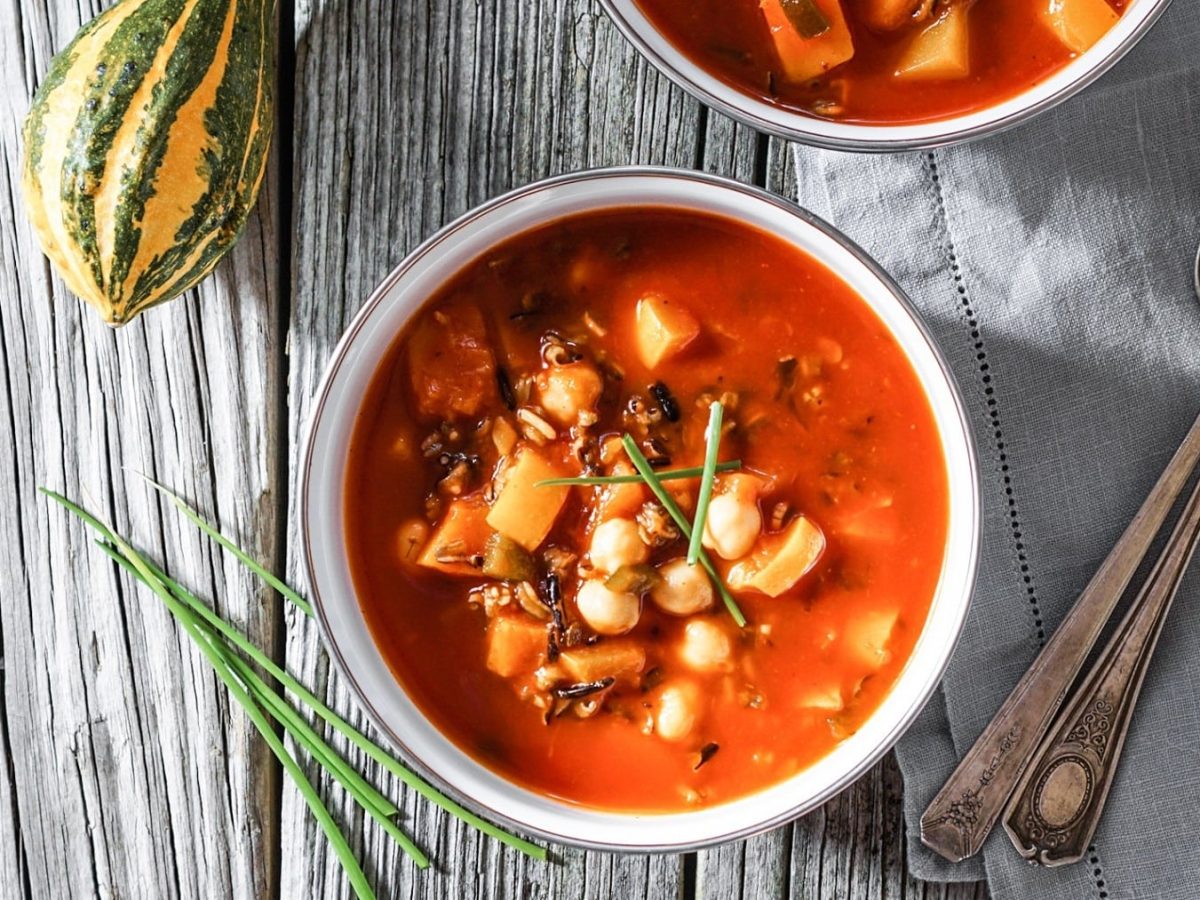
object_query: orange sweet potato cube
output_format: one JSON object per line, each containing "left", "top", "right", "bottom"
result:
{"left": 635, "top": 295, "right": 701, "bottom": 369}
{"left": 486, "top": 446, "right": 571, "bottom": 551}
{"left": 559, "top": 642, "right": 647, "bottom": 684}
{"left": 407, "top": 300, "right": 498, "bottom": 419}
{"left": 728, "top": 515, "right": 826, "bottom": 597}
{"left": 759, "top": 0, "right": 855, "bottom": 84}
{"left": 486, "top": 615, "right": 549, "bottom": 677}
{"left": 417, "top": 495, "right": 493, "bottom": 576}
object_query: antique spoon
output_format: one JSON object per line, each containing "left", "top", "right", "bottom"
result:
{"left": 920, "top": 412, "right": 1200, "bottom": 863}
{"left": 1001, "top": 466, "right": 1200, "bottom": 864}
{"left": 997, "top": 249, "right": 1200, "bottom": 864}
{"left": 922, "top": 248, "right": 1200, "bottom": 864}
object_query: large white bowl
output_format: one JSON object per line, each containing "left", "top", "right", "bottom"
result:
{"left": 599, "top": 0, "right": 1173, "bottom": 150}
{"left": 300, "top": 168, "right": 981, "bottom": 851}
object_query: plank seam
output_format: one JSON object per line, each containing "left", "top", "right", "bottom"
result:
{"left": 271, "top": 0, "right": 299, "bottom": 891}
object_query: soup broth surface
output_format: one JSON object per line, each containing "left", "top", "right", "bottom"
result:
{"left": 345, "top": 208, "right": 950, "bottom": 811}
{"left": 631, "top": 0, "right": 1128, "bottom": 124}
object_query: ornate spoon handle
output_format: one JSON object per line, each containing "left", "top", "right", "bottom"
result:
{"left": 920, "top": 412, "right": 1200, "bottom": 863}
{"left": 1003, "top": 476, "right": 1200, "bottom": 865}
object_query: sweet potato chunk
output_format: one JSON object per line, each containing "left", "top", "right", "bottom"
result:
{"left": 635, "top": 295, "right": 701, "bottom": 369}
{"left": 407, "top": 300, "right": 498, "bottom": 419}
{"left": 417, "top": 495, "right": 493, "bottom": 576}
{"left": 895, "top": 5, "right": 970, "bottom": 80}
{"left": 559, "top": 642, "right": 647, "bottom": 685}
{"left": 844, "top": 608, "right": 899, "bottom": 668}
{"left": 728, "top": 515, "right": 826, "bottom": 597}
{"left": 759, "top": 0, "right": 855, "bottom": 83}
{"left": 486, "top": 615, "right": 549, "bottom": 677}
{"left": 859, "top": 0, "right": 933, "bottom": 32}
{"left": 486, "top": 446, "right": 570, "bottom": 551}
{"left": 594, "top": 461, "right": 647, "bottom": 522}
{"left": 797, "top": 683, "right": 845, "bottom": 711}
{"left": 1040, "top": 0, "right": 1119, "bottom": 54}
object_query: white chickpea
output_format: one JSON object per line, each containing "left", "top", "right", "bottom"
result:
{"left": 575, "top": 579, "right": 641, "bottom": 635}
{"left": 679, "top": 619, "right": 734, "bottom": 673}
{"left": 589, "top": 517, "right": 649, "bottom": 574}
{"left": 656, "top": 681, "right": 699, "bottom": 742}
{"left": 536, "top": 363, "right": 603, "bottom": 426}
{"left": 701, "top": 491, "right": 762, "bottom": 560}
{"left": 649, "top": 558, "right": 714, "bottom": 616}
{"left": 396, "top": 518, "right": 430, "bottom": 566}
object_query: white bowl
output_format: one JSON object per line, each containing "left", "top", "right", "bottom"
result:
{"left": 300, "top": 168, "right": 981, "bottom": 851}
{"left": 598, "top": 0, "right": 1173, "bottom": 150}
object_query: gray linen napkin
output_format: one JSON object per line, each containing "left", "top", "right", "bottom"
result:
{"left": 791, "top": 5, "right": 1200, "bottom": 897}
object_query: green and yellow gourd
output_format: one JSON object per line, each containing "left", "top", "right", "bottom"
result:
{"left": 21, "top": 0, "right": 274, "bottom": 325}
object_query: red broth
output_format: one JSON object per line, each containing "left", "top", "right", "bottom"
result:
{"left": 631, "top": 0, "right": 1128, "bottom": 124}
{"left": 344, "top": 208, "right": 950, "bottom": 811}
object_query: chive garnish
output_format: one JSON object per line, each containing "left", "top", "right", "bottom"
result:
{"left": 39, "top": 485, "right": 547, "bottom": 895}
{"left": 688, "top": 401, "right": 723, "bottom": 566}
{"left": 39, "top": 489, "right": 377, "bottom": 895}
{"left": 619, "top": 436, "right": 748, "bottom": 628}
{"left": 534, "top": 459, "right": 741, "bottom": 488}
{"left": 134, "top": 472, "right": 313, "bottom": 615}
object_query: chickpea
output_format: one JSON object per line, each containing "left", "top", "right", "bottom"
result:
{"left": 701, "top": 491, "right": 762, "bottom": 560}
{"left": 680, "top": 619, "right": 734, "bottom": 673}
{"left": 396, "top": 518, "right": 430, "bottom": 566}
{"left": 536, "top": 363, "right": 603, "bottom": 426}
{"left": 656, "top": 681, "right": 699, "bottom": 742}
{"left": 649, "top": 558, "right": 714, "bottom": 616}
{"left": 575, "top": 579, "right": 641, "bottom": 635}
{"left": 589, "top": 517, "right": 649, "bottom": 574}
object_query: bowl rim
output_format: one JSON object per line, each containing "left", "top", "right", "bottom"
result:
{"left": 299, "top": 166, "right": 982, "bottom": 852}
{"left": 596, "top": 0, "right": 1174, "bottom": 151}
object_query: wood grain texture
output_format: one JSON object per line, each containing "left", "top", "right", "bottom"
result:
{"left": 0, "top": 0, "right": 284, "bottom": 897}
{"left": 0, "top": 0, "right": 989, "bottom": 896}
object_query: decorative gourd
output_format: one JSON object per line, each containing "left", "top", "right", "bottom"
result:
{"left": 21, "top": 0, "right": 275, "bottom": 325}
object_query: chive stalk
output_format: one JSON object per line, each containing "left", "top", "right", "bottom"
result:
{"left": 97, "top": 539, "right": 407, "bottom": 833}
{"left": 688, "top": 402, "right": 724, "bottom": 565}
{"left": 41, "top": 487, "right": 547, "bottom": 864}
{"left": 534, "top": 459, "right": 741, "bottom": 488}
{"left": 135, "top": 473, "right": 313, "bottom": 615}
{"left": 97, "top": 542, "right": 422, "bottom": 863}
{"left": 618, "top": 437, "right": 748, "bottom": 627}
{"left": 39, "top": 490, "right": 376, "bottom": 899}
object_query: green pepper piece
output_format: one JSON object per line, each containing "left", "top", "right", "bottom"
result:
{"left": 482, "top": 533, "right": 539, "bottom": 582}
{"left": 605, "top": 564, "right": 662, "bottom": 596}
{"left": 781, "top": 0, "right": 830, "bottom": 38}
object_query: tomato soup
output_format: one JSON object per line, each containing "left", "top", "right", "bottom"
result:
{"left": 631, "top": 0, "right": 1128, "bottom": 124}
{"left": 344, "top": 208, "right": 950, "bottom": 811}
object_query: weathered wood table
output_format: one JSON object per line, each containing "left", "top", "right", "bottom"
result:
{"left": 0, "top": 0, "right": 990, "bottom": 896}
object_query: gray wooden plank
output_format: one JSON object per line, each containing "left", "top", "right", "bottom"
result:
{"left": 283, "top": 0, "right": 700, "bottom": 896}
{"left": 0, "top": 0, "right": 284, "bottom": 895}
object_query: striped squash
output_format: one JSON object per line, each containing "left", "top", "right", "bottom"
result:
{"left": 21, "top": 0, "right": 274, "bottom": 325}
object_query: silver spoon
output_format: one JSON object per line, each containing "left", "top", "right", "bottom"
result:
{"left": 920, "top": 253, "right": 1200, "bottom": 865}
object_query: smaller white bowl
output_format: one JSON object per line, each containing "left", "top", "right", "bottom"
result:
{"left": 598, "top": 0, "right": 1173, "bottom": 151}
{"left": 300, "top": 168, "right": 981, "bottom": 851}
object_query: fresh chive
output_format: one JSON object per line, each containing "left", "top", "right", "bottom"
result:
{"left": 619, "top": 437, "right": 748, "bottom": 628}
{"left": 688, "top": 402, "right": 723, "bottom": 566}
{"left": 534, "top": 459, "right": 741, "bottom": 488}
{"left": 133, "top": 472, "right": 313, "bottom": 616}
{"left": 96, "top": 541, "right": 424, "bottom": 864}
{"left": 41, "top": 487, "right": 547, "bottom": 862}
{"left": 38, "top": 489, "right": 376, "bottom": 899}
